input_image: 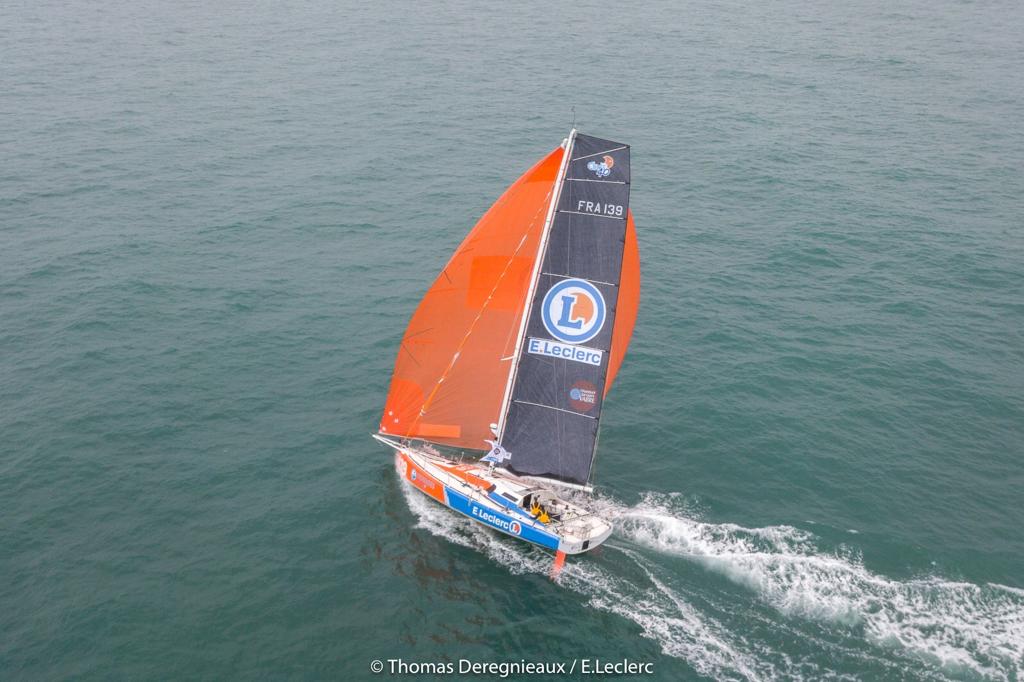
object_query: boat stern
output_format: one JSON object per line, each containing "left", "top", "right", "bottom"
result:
{"left": 557, "top": 515, "right": 613, "bottom": 555}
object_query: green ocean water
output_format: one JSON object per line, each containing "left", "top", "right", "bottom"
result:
{"left": 3, "top": 0, "right": 1024, "bottom": 679}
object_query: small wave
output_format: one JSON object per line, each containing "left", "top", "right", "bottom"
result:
{"left": 990, "top": 583, "right": 1024, "bottom": 598}
{"left": 603, "top": 492, "right": 1024, "bottom": 680}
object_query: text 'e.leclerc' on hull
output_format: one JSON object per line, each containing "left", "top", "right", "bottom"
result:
{"left": 373, "top": 129, "right": 640, "bottom": 565}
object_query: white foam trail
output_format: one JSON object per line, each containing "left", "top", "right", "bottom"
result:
{"left": 398, "top": 482, "right": 764, "bottom": 681}
{"left": 577, "top": 546, "right": 761, "bottom": 681}
{"left": 991, "top": 583, "right": 1024, "bottom": 598}
{"left": 602, "top": 492, "right": 1024, "bottom": 681}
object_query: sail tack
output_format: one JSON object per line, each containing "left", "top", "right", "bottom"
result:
{"left": 499, "top": 133, "right": 636, "bottom": 485}
{"left": 379, "top": 147, "right": 565, "bottom": 449}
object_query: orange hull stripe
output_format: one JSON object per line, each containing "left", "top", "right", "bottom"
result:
{"left": 399, "top": 452, "right": 447, "bottom": 504}
{"left": 437, "top": 464, "right": 493, "bottom": 490}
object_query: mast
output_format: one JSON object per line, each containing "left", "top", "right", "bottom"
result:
{"left": 495, "top": 129, "right": 578, "bottom": 440}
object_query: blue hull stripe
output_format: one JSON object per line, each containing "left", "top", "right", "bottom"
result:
{"left": 444, "top": 486, "right": 560, "bottom": 550}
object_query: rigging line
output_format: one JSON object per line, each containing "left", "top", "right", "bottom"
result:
{"left": 501, "top": 311, "right": 520, "bottom": 363}
{"left": 399, "top": 343, "right": 421, "bottom": 366}
{"left": 406, "top": 185, "right": 555, "bottom": 437}
{"left": 403, "top": 327, "right": 434, "bottom": 340}
{"left": 572, "top": 145, "right": 628, "bottom": 162}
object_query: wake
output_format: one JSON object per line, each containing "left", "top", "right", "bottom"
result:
{"left": 601, "top": 492, "right": 1024, "bottom": 680}
{"left": 399, "top": 484, "right": 1024, "bottom": 681}
{"left": 399, "top": 484, "right": 763, "bottom": 681}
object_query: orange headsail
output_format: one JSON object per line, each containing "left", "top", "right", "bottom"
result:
{"left": 379, "top": 147, "right": 564, "bottom": 449}
{"left": 605, "top": 210, "right": 640, "bottom": 396}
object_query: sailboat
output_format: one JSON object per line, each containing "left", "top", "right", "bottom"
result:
{"left": 373, "top": 129, "right": 639, "bottom": 563}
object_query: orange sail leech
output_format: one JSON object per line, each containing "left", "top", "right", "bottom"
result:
{"left": 605, "top": 210, "right": 640, "bottom": 396}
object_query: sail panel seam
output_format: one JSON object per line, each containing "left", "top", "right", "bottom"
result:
{"left": 571, "top": 145, "right": 628, "bottom": 162}
{"left": 558, "top": 210, "right": 625, "bottom": 220}
{"left": 541, "top": 273, "right": 617, "bottom": 287}
{"left": 566, "top": 178, "right": 627, "bottom": 185}
{"left": 512, "top": 400, "right": 597, "bottom": 419}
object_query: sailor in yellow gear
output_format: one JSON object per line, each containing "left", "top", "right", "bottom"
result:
{"left": 529, "top": 499, "right": 551, "bottom": 524}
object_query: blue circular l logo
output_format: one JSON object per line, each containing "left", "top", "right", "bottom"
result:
{"left": 541, "top": 279, "right": 606, "bottom": 345}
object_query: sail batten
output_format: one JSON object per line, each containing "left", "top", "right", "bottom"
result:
{"left": 513, "top": 399, "right": 599, "bottom": 419}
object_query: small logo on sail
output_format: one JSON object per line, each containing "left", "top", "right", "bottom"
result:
{"left": 541, "top": 279, "right": 606, "bottom": 345}
{"left": 586, "top": 155, "right": 615, "bottom": 178}
{"left": 568, "top": 380, "right": 598, "bottom": 412}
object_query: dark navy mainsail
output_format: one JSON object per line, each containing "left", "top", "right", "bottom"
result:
{"left": 499, "top": 132, "right": 631, "bottom": 486}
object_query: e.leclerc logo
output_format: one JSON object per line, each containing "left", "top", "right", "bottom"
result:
{"left": 471, "top": 505, "right": 522, "bottom": 536}
{"left": 541, "top": 278, "right": 606, "bottom": 345}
